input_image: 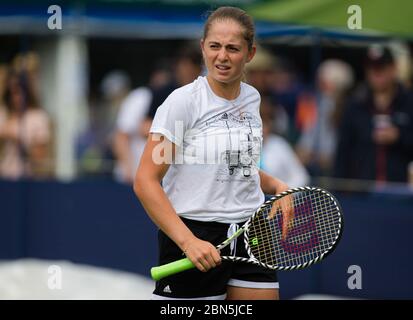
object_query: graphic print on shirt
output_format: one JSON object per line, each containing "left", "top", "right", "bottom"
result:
{"left": 204, "top": 110, "right": 262, "bottom": 182}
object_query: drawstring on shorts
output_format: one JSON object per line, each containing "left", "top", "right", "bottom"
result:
{"left": 227, "top": 223, "right": 239, "bottom": 257}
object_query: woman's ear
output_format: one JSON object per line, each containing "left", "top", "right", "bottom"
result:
{"left": 246, "top": 45, "right": 257, "bottom": 63}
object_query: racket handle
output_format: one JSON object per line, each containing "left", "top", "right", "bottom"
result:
{"left": 151, "top": 258, "right": 195, "bottom": 281}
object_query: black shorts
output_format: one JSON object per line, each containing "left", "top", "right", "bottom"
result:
{"left": 152, "top": 217, "right": 279, "bottom": 300}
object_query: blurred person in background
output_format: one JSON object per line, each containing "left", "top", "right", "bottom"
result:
{"left": 0, "top": 63, "right": 7, "bottom": 110}
{"left": 260, "top": 96, "right": 310, "bottom": 187}
{"left": 334, "top": 44, "right": 413, "bottom": 183}
{"left": 112, "top": 44, "right": 203, "bottom": 184}
{"left": 0, "top": 63, "right": 8, "bottom": 175}
{"left": 13, "top": 52, "right": 41, "bottom": 106}
{"left": 0, "top": 56, "right": 52, "bottom": 180}
{"left": 268, "top": 57, "right": 308, "bottom": 143}
{"left": 76, "top": 70, "right": 131, "bottom": 178}
{"left": 100, "top": 70, "right": 131, "bottom": 132}
{"left": 112, "top": 65, "right": 171, "bottom": 184}
{"left": 245, "top": 45, "right": 274, "bottom": 96}
{"left": 145, "top": 44, "right": 203, "bottom": 122}
{"left": 389, "top": 41, "right": 412, "bottom": 90}
{"left": 245, "top": 46, "right": 289, "bottom": 136}
{"left": 296, "top": 59, "right": 354, "bottom": 176}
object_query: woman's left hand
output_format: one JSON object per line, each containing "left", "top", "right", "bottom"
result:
{"left": 269, "top": 182, "right": 294, "bottom": 240}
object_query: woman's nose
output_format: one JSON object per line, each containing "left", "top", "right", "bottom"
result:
{"left": 217, "top": 48, "right": 228, "bottom": 62}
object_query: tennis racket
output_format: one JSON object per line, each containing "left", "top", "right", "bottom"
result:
{"left": 151, "top": 186, "right": 343, "bottom": 281}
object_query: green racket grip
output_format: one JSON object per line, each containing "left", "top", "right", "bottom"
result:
{"left": 151, "top": 258, "right": 195, "bottom": 281}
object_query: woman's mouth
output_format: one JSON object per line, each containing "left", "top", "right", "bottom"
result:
{"left": 216, "top": 65, "right": 231, "bottom": 72}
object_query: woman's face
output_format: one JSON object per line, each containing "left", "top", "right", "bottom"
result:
{"left": 201, "top": 19, "right": 255, "bottom": 85}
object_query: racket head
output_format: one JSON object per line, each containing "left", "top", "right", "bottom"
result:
{"left": 243, "top": 186, "right": 343, "bottom": 270}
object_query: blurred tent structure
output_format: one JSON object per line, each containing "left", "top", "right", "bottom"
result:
{"left": 248, "top": 0, "right": 413, "bottom": 40}
{"left": 0, "top": 0, "right": 397, "bottom": 42}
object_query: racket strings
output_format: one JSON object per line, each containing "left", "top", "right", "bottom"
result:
{"left": 247, "top": 191, "right": 341, "bottom": 268}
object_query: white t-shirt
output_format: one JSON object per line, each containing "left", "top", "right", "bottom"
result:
{"left": 115, "top": 87, "right": 152, "bottom": 182}
{"left": 150, "top": 76, "right": 264, "bottom": 224}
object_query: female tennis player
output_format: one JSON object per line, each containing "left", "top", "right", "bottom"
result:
{"left": 134, "top": 6, "right": 291, "bottom": 300}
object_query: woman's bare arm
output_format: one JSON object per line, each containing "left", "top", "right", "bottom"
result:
{"left": 259, "top": 170, "right": 289, "bottom": 195}
{"left": 259, "top": 170, "right": 293, "bottom": 239}
{"left": 133, "top": 134, "right": 221, "bottom": 271}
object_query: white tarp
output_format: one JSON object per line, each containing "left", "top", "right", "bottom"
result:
{"left": 0, "top": 259, "right": 154, "bottom": 300}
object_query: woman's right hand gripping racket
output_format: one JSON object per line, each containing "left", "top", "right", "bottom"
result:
{"left": 151, "top": 186, "right": 343, "bottom": 281}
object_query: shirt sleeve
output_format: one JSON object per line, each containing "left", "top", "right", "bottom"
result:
{"left": 150, "top": 88, "right": 191, "bottom": 146}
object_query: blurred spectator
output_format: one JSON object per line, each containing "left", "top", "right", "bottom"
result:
{"left": 12, "top": 51, "right": 41, "bottom": 106}
{"left": 297, "top": 59, "right": 354, "bottom": 176}
{"left": 0, "top": 64, "right": 8, "bottom": 170}
{"left": 334, "top": 44, "right": 413, "bottom": 183}
{"left": 0, "top": 65, "right": 52, "bottom": 180}
{"left": 112, "top": 87, "right": 151, "bottom": 183}
{"left": 76, "top": 70, "right": 131, "bottom": 178}
{"left": 389, "top": 41, "right": 412, "bottom": 89}
{"left": 245, "top": 46, "right": 289, "bottom": 135}
{"left": 112, "top": 65, "right": 171, "bottom": 184}
{"left": 260, "top": 96, "right": 310, "bottom": 187}
{"left": 112, "top": 60, "right": 173, "bottom": 184}
{"left": 100, "top": 70, "right": 131, "bottom": 127}
{"left": 0, "top": 63, "right": 7, "bottom": 109}
{"left": 268, "top": 57, "right": 308, "bottom": 143}
{"left": 112, "top": 44, "right": 203, "bottom": 184}
{"left": 245, "top": 45, "right": 275, "bottom": 96}
{"left": 146, "top": 44, "right": 203, "bottom": 121}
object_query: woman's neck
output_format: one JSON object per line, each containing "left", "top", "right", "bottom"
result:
{"left": 206, "top": 76, "right": 241, "bottom": 101}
